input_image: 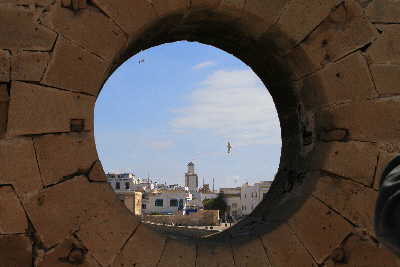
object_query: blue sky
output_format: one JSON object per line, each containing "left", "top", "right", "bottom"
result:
{"left": 94, "top": 41, "right": 281, "bottom": 189}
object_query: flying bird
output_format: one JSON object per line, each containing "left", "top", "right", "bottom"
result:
{"left": 227, "top": 141, "right": 232, "bottom": 154}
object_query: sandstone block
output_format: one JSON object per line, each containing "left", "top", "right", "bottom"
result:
{"left": 367, "top": 25, "right": 400, "bottom": 64}
{"left": 42, "top": 5, "right": 127, "bottom": 62}
{"left": 33, "top": 132, "right": 98, "bottom": 186}
{"left": 0, "top": 5, "right": 57, "bottom": 50}
{"left": 0, "top": 50, "right": 10, "bottom": 82}
{"left": 7, "top": 81, "right": 95, "bottom": 136}
{"left": 190, "top": 0, "right": 220, "bottom": 10}
{"left": 157, "top": 238, "right": 196, "bottom": 267}
{"left": 313, "top": 175, "right": 378, "bottom": 234}
{"left": 112, "top": 224, "right": 166, "bottom": 267}
{"left": 0, "top": 137, "right": 42, "bottom": 199}
{"left": 288, "top": 197, "right": 353, "bottom": 263}
{"left": 287, "top": 0, "right": 377, "bottom": 78}
{"left": 217, "top": 0, "right": 246, "bottom": 18}
{"left": 152, "top": 0, "right": 187, "bottom": 18}
{"left": 301, "top": 52, "right": 376, "bottom": 108}
{"left": 314, "top": 141, "right": 378, "bottom": 186}
{"left": 11, "top": 51, "right": 49, "bottom": 82}
{"left": 0, "top": 186, "right": 28, "bottom": 234}
{"left": 42, "top": 37, "right": 108, "bottom": 95}
{"left": 366, "top": 0, "right": 400, "bottom": 23}
{"left": 232, "top": 237, "right": 272, "bottom": 267}
{"left": 261, "top": 223, "right": 317, "bottom": 267}
{"left": 197, "top": 240, "right": 235, "bottom": 267}
{"left": 319, "top": 128, "right": 349, "bottom": 142}
{"left": 370, "top": 64, "right": 400, "bottom": 96}
{"left": 325, "top": 234, "right": 400, "bottom": 266}
{"left": 0, "top": 84, "right": 8, "bottom": 137}
{"left": 0, "top": 234, "right": 32, "bottom": 267}
{"left": 88, "top": 160, "right": 107, "bottom": 182}
{"left": 91, "top": 0, "right": 157, "bottom": 39}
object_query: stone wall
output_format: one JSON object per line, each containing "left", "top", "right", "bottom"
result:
{"left": 143, "top": 210, "right": 220, "bottom": 226}
{"left": 0, "top": 0, "right": 400, "bottom": 266}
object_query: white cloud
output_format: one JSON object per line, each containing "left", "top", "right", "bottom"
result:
{"left": 170, "top": 69, "right": 281, "bottom": 146}
{"left": 148, "top": 140, "right": 174, "bottom": 150}
{"left": 192, "top": 61, "right": 216, "bottom": 70}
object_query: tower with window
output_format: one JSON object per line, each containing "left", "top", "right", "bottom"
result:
{"left": 185, "top": 162, "right": 198, "bottom": 192}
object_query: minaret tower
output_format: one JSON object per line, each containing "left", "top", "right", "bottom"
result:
{"left": 185, "top": 162, "right": 199, "bottom": 192}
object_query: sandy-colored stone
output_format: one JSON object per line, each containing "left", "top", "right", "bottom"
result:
{"left": 88, "top": 160, "right": 107, "bottom": 182}
{"left": 367, "top": 25, "right": 400, "bottom": 64}
{"left": 261, "top": 223, "right": 317, "bottom": 267}
{"left": 370, "top": 64, "right": 400, "bottom": 96}
{"left": 190, "top": 0, "right": 220, "bottom": 10}
{"left": 91, "top": 0, "right": 157, "bottom": 39}
{"left": 232, "top": 237, "right": 272, "bottom": 267}
{"left": 0, "top": 5, "right": 57, "bottom": 50}
{"left": 313, "top": 175, "right": 378, "bottom": 234}
{"left": 325, "top": 234, "right": 400, "bottom": 266}
{"left": 287, "top": 0, "right": 377, "bottom": 78}
{"left": 158, "top": 238, "right": 196, "bottom": 267}
{"left": 7, "top": 81, "right": 95, "bottom": 136}
{"left": 0, "top": 84, "right": 8, "bottom": 137}
{"left": 374, "top": 150, "right": 398, "bottom": 190}
{"left": 301, "top": 52, "right": 376, "bottom": 108}
{"left": 11, "top": 51, "right": 49, "bottom": 82}
{"left": 0, "top": 137, "right": 42, "bottom": 199}
{"left": 112, "top": 224, "right": 166, "bottom": 267}
{"left": 42, "top": 37, "right": 108, "bottom": 95}
{"left": 319, "top": 128, "right": 348, "bottom": 142}
{"left": 0, "top": 50, "right": 10, "bottom": 82}
{"left": 33, "top": 132, "right": 97, "bottom": 186}
{"left": 0, "top": 234, "right": 32, "bottom": 267}
{"left": 366, "top": 0, "right": 400, "bottom": 23}
{"left": 152, "top": 0, "right": 187, "bottom": 17}
{"left": 288, "top": 197, "right": 352, "bottom": 263}
{"left": 0, "top": 186, "right": 28, "bottom": 234}
{"left": 197, "top": 240, "right": 235, "bottom": 267}
{"left": 43, "top": 5, "right": 127, "bottom": 61}
{"left": 315, "top": 141, "right": 378, "bottom": 186}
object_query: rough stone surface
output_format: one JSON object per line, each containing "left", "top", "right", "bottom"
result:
{"left": 152, "top": 0, "right": 187, "bottom": 18}
{"left": 0, "top": 137, "right": 42, "bottom": 199}
{"left": 0, "top": 234, "right": 32, "bottom": 267}
{"left": 261, "top": 223, "right": 317, "bottom": 267}
{"left": 0, "top": 50, "right": 10, "bottom": 82}
{"left": 0, "top": 84, "right": 8, "bottom": 137}
{"left": 33, "top": 133, "right": 98, "bottom": 186}
{"left": 367, "top": 25, "right": 400, "bottom": 64}
{"left": 197, "top": 240, "right": 235, "bottom": 267}
{"left": 370, "top": 64, "right": 400, "bottom": 96}
{"left": 288, "top": 197, "right": 353, "bottom": 263}
{"left": 7, "top": 81, "right": 95, "bottom": 136}
{"left": 157, "top": 238, "right": 196, "bottom": 267}
{"left": 365, "top": 0, "right": 400, "bottom": 23}
{"left": 232, "top": 237, "right": 272, "bottom": 267}
{"left": 0, "top": 186, "right": 28, "bottom": 234}
{"left": 88, "top": 160, "right": 107, "bottom": 182}
{"left": 11, "top": 51, "right": 49, "bottom": 82}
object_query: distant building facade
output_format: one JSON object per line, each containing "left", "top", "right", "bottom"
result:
{"left": 220, "top": 187, "right": 242, "bottom": 219}
{"left": 141, "top": 190, "right": 192, "bottom": 215}
{"left": 241, "top": 181, "right": 272, "bottom": 215}
{"left": 185, "top": 162, "right": 198, "bottom": 192}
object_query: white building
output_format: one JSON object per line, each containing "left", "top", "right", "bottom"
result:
{"left": 185, "top": 162, "right": 198, "bottom": 192}
{"left": 107, "top": 173, "right": 141, "bottom": 192}
{"left": 220, "top": 187, "right": 242, "bottom": 219}
{"left": 141, "top": 190, "right": 192, "bottom": 215}
{"left": 241, "top": 181, "right": 272, "bottom": 215}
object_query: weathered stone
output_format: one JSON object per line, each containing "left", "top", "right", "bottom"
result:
{"left": 319, "top": 128, "right": 349, "bottom": 142}
{"left": 190, "top": 0, "right": 220, "bottom": 10}
{"left": 0, "top": 234, "right": 32, "bottom": 267}
{"left": 313, "top": 175, "right": 378, "bottom": 234}
{"left": 88, "top": 160, "right": 107, "bottom": 182}
{"left": 0, "top": 84, "right": 8, "bottom": 137}
{"left": 0, "top": 50, "right": 10, "bottom": 82}
{"left": 11, "top": 51, "right": 49, "bottom": 81}
{"left": 42, "top": 5, "right": 127, "bottom": 61}
{"left": 301, "top": 52, "right": 376, "bottom": 108}
{"left": 265, "top": 0, "right": 343, "bottom": 55}
{"left": 33, "top": 133, "right": 97, "bottom": 186}
{"left": 0, "top": 186, "right": 28, "bottom": 234}
{"left": 315, "top": 141, "right": 378, "bottom": 186}
{"left": 366, "top": 0, "right": 400, "bottom": 23}
{"left": 261, "top": 223, "right": 317, "bottom": 267}
{"left": 91, "top": 0, "right": 157, "bottom": 39}
{"left": 112, "top": 224, "right": 166, "bottom": 267}
{"left": 232, "top": 237, "right": 272, "bottom": 267}
{"left": 370, "top": 64, "right": 400, "bottom": 96}
{"left": 197, "top": 240, "right": 235, "bottom": 267}
{"left": 217, "top": 0, "right": 246, "bottom": 18}
{"left": 0, "top": 5, "right": 57, "bottom": 50}
{"left": 0, "top": 137, "right": 42, "bottom": 199}
{"left": 42, "top": 37, "right": 108, "bottom": 95}
{"left": 157, "top": 238, "right": 196, "bottom": 267}
{"left": 288, "top": 197, "right": 352, "bottom": 263}
{"left": 287, "top": 0, "right": 377, "bottom": 78}
{"left": 152, "top": 0, "right": 187, "bottom": 17}
{"left": 325, "top": 234, "right": 400, "bottom": 266}
{"left": 7, "top": 81, "right": 95, "bottom": 136}
{"left": 367, "top": 25, "right": 400, "bottom": 64}
{"left": 374, "top": 150, "right": 398, "bottom": 190}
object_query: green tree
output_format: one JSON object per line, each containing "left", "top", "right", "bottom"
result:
{"left": 202, "top": 193, "right": 227, "bottom": 216}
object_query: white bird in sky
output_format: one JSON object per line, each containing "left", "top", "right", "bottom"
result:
{"left": 227, "top": 141, "right": 232, "bottom": 154}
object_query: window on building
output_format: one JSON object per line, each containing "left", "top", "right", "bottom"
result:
{"left": 142, "top": 204, "right": 146, "bottom": 209}
{"left": 170, "top": 199, "right": 178, "bottom": 207}
{"left": 116, "top": 182, "right": 120, "bottom": 189}
{"left": 125, "top": 182, "right": 130, "bottom": 189}
{"left": 155, "top": 199, "right": 163, "bottom": 207}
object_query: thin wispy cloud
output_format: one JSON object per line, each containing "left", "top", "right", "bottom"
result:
{"left": 148, "top": 140, "right": 174, "bottom": 150}
{"left": 170, "top": 69, "right": 281, "bottom": 146}
{"left": 192, "top": 61, "right": 216, "bottom": 70}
